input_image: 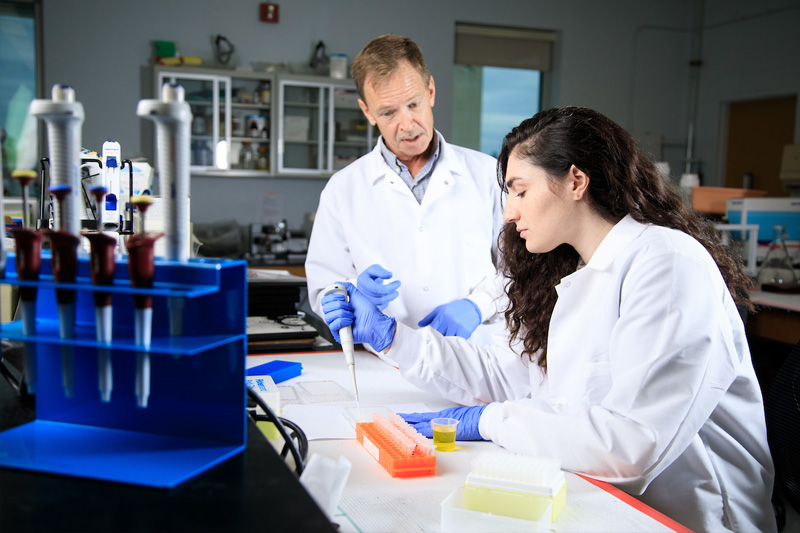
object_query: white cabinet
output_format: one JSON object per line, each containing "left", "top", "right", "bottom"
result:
{"left": 156, "top": 69, "right": 231, "bottom": 171}
{"left": 154, "top": 66, "right": 274, "bottom": 177}
{"left": 152, "top": 68, "right": 374, "bottom": 178}
{"left": 277, "top": 74, "right": 376, "bottom": 176}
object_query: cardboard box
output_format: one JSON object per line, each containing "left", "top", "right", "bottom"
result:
{"left": 726, "top": 197, "right": 800, "bottom": 242}
{"left": 691, "top": 186, "right": 767, "bottom": 215}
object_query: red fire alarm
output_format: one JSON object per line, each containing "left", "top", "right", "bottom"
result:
{"left": 260, "top": 3, "right": 279, "bottom": 23}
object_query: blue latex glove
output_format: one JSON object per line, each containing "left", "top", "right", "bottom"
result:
{"left": 321, "top": 281, "right": 396, "bottom": 352}
{"left": 357, "top": 264, "right": 401, "bottom": 310}
{"left": 417, "top": 298, "right": 482, "bottom": 338}
{"left": 399, "top": 405, "right": 488, "bottom": 440}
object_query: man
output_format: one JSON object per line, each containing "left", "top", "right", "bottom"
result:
{"left": 305, "top": 34, "right": 506, "bottom": 350}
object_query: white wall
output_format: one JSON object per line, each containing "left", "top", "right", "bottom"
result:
{"left": 39, "top": 0, "right": 800, "bottom": 229}
{"left": 697, "top": 0, "right": 800, "bottom": 184}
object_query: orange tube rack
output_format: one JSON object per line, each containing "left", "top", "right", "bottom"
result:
{"left": 356, "top": 421, "right": 437, "bottom": 478}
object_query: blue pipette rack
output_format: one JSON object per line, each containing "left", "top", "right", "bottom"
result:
{"left": 0, "top": 251, "right": 248, "bottom": 488}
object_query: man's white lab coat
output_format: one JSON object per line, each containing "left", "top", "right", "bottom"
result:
{"left": 389, "top": 216, "right": 776, "bottom": 533}
{"left": 306, "top": 133, "right": 506, "bottom": 345}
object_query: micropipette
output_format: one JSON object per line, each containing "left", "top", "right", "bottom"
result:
{"left": 324, "top": 283, "right": 359, "bottom": 402}
{"left": 137, "top": 83, "right": 192, "bottom": 341}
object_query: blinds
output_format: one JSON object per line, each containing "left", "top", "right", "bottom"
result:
{"left": 454, "top": 22, "right": 556, "bottom": 71}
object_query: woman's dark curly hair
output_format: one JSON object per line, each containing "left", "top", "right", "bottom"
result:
{"left": 497, "top": 106, "right": 753, "bottom": 371}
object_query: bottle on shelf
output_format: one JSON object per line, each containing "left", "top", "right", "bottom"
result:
{"left": 257, "top": 146, "right": 269, "bottom": 171}
{"left": 757, "top": 224, "right": 799, "bottom": 292}
{"left": 256, "top": 81, "right": 270, "bottom": 105}
{"left": 238, "top": 142, "right": 256, "bottom": 170}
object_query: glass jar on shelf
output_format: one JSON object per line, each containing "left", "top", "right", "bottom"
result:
{"left": 256, "top": 145, "right": 269, "bottom": 171}
{"left": 757, "top": 225, "right": 799, "bottom": 292}
{"left": 238, "top": 142, "right": 256, "bottom": 170}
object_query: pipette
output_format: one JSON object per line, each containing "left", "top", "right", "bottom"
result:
{"left": 137, "top": 83, "right": 192, "bottom": 340}
{"left": 84, "top": 185, "right": 117, "bottom": 402}
{"left": 324, "top": 283, "right": 358, "bottom": 402}
{"left": 29, "top": 84, "right": 84, "bottom": 236}
{"left": 126, "top": 196, "right": 161, "bottom": 408}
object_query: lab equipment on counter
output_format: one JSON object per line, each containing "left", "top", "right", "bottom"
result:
{"left": 126, "top": 196, "right": 161, "bottom": 408}
{"left": 431, "top": 417, "right": 458, "bottom": 452}
{"left": 136, "top": 82, "right": 192, "bottom": 263}
{"left": 0, "top": 81, "right": 248, "bottom": 489}
{"left": 355, "top": 413, "right": 436, "bottom": 478}
{"left": 323, "top": 283, "right": 358, "bottom": 403}
{"left": 83, "top": 185, "right": 118, "bottom": 402}
{"left": 8, "top": 171, "right": 42, "bottom": 394}
{"left": 29, "top": 85, "right": 84, "bottom": 236}
{"left": 46, "top": 185, "right": 81, "bottom": 398}
{"left": 440, "top": 450, "right": 566, "bottom": 532}
{"left": 758, "top": 225, "right": 799, "bottom": 292}
{"left": 101, "top": 141, "right": 121, "bottom": 231}
{"left": 726, "top": 197, "right": 800, "bottom": 243}
{"left": 137, "top": 83, "right": 191, "bottom": 341}
{"left": 246, "top": 359, "right": 303, "bottom": 383}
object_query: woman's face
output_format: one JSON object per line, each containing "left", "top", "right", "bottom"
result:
{"left": 502, "top": 151, "right": 577, "bottom": 254}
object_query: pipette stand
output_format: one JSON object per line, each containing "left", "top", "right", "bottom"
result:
{"left": 0, "top": 252, "right": 248, "bottom": 488}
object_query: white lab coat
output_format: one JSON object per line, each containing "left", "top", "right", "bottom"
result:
{"left": 389, "top": 215, "right": 776, "bottom": 533}
{"left": 305, "top": 133, "right": 507, "bottom": 346}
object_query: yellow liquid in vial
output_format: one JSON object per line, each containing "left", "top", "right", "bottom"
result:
{"left": 433, "top": 427, "right": 457, "bottom": 452}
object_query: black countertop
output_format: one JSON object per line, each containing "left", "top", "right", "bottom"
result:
{"left": 0, "top": 353, "right": 336, "bottom": 533}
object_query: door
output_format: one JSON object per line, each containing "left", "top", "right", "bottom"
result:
{"left": 725, "top": 95, "right": 797, "bottom": 196}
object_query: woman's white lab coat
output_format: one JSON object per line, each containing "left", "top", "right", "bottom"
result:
{"left": 305, "top": 133, "right": 507, "bottom": 344}
{"left": 389, "top": 215, "right": 776, "bottom": 533}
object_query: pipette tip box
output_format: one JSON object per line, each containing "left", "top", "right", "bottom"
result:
{"left": 355, "top": 414, "right": 436, "bottom": 478}
{"left": 441, "top": 486, "right": 553, "bottom": 532}
{"left": 441, "top": 449, "right": 566, "bottom": 530}
{"left": 246, "top": 359, "right": 302, "bottom": 383}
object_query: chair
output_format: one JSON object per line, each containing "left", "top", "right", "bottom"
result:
{"left": 766, "top": 338, "right": 800, "bottom": 531}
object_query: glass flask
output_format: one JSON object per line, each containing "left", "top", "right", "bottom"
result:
{"left": 757, "top": 225, "right": 798, "bottom": 291}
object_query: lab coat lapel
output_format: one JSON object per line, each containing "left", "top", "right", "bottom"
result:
{"left": 367, "top": 140, "right": 426, "bottom": 204}
{"left": 420, "top": 141, "right": 464, "bottom": 208}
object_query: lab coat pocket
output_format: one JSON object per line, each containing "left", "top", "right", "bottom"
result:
{"left": 580, "top": 360, "right": 613, "bottom": 406}
{"left": 550, "top": 355, "right": 611, "bottom": 408}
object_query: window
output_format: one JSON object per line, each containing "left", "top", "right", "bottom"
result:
{"left": 0, "top": 0, "right": 40, "bottom": 196}
{"left": 451, "top": 23, "right": 555, "bottom": 157}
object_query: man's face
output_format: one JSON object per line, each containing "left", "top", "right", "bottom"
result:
{"left": 358, "top": 60, "right": 436, "bottom": 163}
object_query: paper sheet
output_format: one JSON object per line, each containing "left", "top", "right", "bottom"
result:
{"left": 280, "top": 402, "right": 432, "bottom": 441}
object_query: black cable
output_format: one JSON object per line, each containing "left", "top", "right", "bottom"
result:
{"left": 246, "top": 387, "right": 307, "bottom": 476}
{"left": 276, "top": 416, "right": 308, "bottom": 463}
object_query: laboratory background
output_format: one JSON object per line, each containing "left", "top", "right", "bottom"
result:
{"left": 3, "top": 0, "right": 798, "bottom": 234}
{"left": 2, "top": 0, "right": 800, "bottom": 531}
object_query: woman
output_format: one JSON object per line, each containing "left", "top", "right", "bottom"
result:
{"left": 321, "top": 107, "right": 775, "bottom": 532}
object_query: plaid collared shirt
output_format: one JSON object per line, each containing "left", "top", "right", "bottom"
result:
{"left": 379, "top": 133, "right": 441, "bottom": 204}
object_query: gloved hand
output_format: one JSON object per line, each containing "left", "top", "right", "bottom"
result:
{"left": 321, "top": 282, "right": 397, "bottom": 352}
{"left": 357, "top": 264, "right": 401, "bottom": 310}
{"left": 417, "top": 298, "right": 481, "bottom": 338}
{"left": 398, "top": 405, "right": 488, "bottom": 440}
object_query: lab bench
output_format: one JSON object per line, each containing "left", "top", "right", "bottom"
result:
{"left": 246, "top": 350, "right": 693, "bottom": 533}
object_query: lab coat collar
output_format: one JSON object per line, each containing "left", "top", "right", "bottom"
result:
{"left": 367, "top": 131, "right": 467, "bottom": 187}
{"left": 585, "top": 214, "right": 649, "bottom": 271}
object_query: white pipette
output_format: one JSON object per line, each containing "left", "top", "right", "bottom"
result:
{"left": 324, "top": 283, "right": 358, "bottom": 402}
{"left": 29, "top": 84, "right": 84, "bottom": 236}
